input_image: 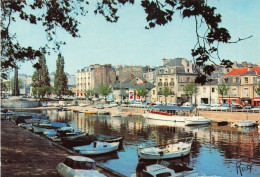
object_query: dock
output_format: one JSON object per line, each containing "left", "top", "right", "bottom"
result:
{"left": 1, "top": 120, "right": 126, "bottom": 177}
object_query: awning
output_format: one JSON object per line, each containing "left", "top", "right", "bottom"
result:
{"left": 147, "top": 105, "right": 193, "bottom": 111}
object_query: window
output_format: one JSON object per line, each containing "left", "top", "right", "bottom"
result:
{"left": 245, "top": 77, "right": 248, "bottom": 84}
{"left": 244, "top": 88, "right": 249, "bottom": 97}
{"left": 232, "top": 77, "right": 237, "bottom": 83}
{"left": 203, "top": 87, "right": 206, "bottom": 93}
{"left": 153, "top": 90, "right": 155, "bottom": 94}
{"left": 232, "top": 89, "right": 237, "bottom": 96}
{"left": 253, "top": 77, "right": 256, "bottom": 83}
{"left": 212, "top": 87, "right": 215, "bottom": 92}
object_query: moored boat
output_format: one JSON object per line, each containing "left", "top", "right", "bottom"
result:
{"left": 184, "top": 116, "right": 211, "bottom": 126}
{"left": 131, "top": 162, "right": 198, "bottom": 177}
{"left": 217, "top": 121, "right": 228, "bottom": 126}
{"left": 231, "top": 120, "right": 257, "bottom": 127}
{"left": 73, "top": 141, "right": 120, "bottom": 155}
{"left": 137, "top": 137, "right": 193, "bottom": 160}
{"left": 61, "top": 133, "right": 123, "bottom": 147}
{"left": 143, "top": 105, "right": 204, "bottom": 122}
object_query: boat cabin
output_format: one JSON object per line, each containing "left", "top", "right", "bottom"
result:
{"left": 146, "top": 105, "right": 194, "bottom": 116}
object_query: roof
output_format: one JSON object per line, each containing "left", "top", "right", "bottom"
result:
{"left": 241, "top": 71, "right": 257, "bottom": 76}
{"left": 224, "top": 67, "right": 260, "bottom": 76}
{"left": 67, "top": 156, "right": 95, "bottom": 162}
{"left": 147, "top": 105, "right": 193, "bottom": 111}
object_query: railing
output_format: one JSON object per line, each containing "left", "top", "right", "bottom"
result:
{"left": 196, "top": 107, "right": 260, "bottom": 113}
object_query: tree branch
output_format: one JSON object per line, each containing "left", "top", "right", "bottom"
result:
{"left": 228, "top": 35, "right": 253, "bottom": 44}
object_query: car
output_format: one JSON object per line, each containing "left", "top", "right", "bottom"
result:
{"left": 251, "top": 106, "right": 260, "bottom": 111}
{"left": 197, "top": 104, "right": 211, "bottom": 110}
{"left": 110, "top": 102, "right": 118, "bottom": 107}
{"left": 104, "top": 104, "right": 111, "bottom": 108}
{"left": 56, "top": 155, "right": 106, "bottom": 177}
{"left": 233, "top": 104, "right": 243, "bottom": 109}
{"left": 96, "top": 104, "right": 104, "bottom": 109}
{"left": 243, "top": 105, "right": 252, "bottom": 109}
{"left": 92, "top": 98, "right": 99, "bottom": 101}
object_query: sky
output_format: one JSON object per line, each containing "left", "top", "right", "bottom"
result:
{"left": 9, "top": 0, "right": 260, "bottom": 76}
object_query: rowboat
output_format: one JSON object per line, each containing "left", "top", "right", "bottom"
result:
{"left": 73, "top": 141, "right": 119, "bottom": 155}
{"left": 137, "top": 137, "right": 193, "bottom": 160}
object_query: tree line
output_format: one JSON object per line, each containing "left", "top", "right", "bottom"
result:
{"left": 32, "top": 53, "right": 73, "bottom": 99}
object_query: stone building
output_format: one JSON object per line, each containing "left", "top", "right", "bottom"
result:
{"left": 154, "top": 58, "right": 197, "bottom": 104}
{"left": 115, "top": 65, "right": 144, "bottom": 83}
{"left": 223, "top": 65, "right": 260, "bottom": 106}
{"left": 76, "top": 64, "right": 116, "bottom": 98}
{"left": 143, "top": 66, "right": 158, "bottom": 85}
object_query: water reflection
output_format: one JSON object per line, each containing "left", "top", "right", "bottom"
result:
{"left": 44, "top": 110, "right": 260, "bottom": 177}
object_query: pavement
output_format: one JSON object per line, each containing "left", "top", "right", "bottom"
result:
{"left": 1, "top": 120, "right": 126, "bottom": 177}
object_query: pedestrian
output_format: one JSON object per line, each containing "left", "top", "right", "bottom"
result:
{"left": 136, "top": 159, "right": 147, "bottom": 177}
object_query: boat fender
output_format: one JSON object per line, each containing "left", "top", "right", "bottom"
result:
{"left": 159, "top": 151, "right": 164, "bottom": 156}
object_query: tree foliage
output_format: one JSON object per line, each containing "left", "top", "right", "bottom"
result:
{"left": 161, "top": 86, "right": 174, "bottom": 104}
{"left": 98, "top": 83, "right": 112, "bottom": 101}
{"left": 136, "top": 86, "right": 149, "bottom": 102}
{"left": 217, "top": 81, "right": 230, "bottom": 103}
{"left": 1, "top": 0, "right": 89, "bottom": 79}
{"left": 1, "top": 0, "right": 251, "bottom": 84}
{"left": 183, "top": 81, "right": 199, "bottom": 103}
{"left": 54, "top": 54, "right": 68, "bottom": 99}
{"left": 254, "top": 81, "right": 260, "bottom": 96}
{"left": 32, "top": 54, "right": 51, "bottom": 98}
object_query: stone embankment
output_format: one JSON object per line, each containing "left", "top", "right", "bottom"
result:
{"left": 1, "top": 120, "right": 126, "bottom": 177}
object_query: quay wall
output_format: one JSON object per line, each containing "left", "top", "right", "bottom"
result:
{"left": 199, "top": 111, "right": 260, "bottom": 122}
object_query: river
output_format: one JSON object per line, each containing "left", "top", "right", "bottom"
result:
{"left": 38, "top": 110, "right": 260, "bottom": 176}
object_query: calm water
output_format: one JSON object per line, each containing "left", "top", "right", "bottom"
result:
{"left": 39, "top": 110, "right": 259, "bottom": 176}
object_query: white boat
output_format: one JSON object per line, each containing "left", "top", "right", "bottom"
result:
{"left": 79, "top": 103, "right": 87, "bottom": 107}
{"left": 131, "top": 162, "right": 198, "bottom": 177}
{"left": 185, "top": 116, "right": 211, "bottom": 126}
{"left": 231, "top": 120, "right": 257, "bottom": 127}
{"left": 111, "top": 113, "right": 121, "bottom": 117}
{"left": 73, "top": 141, "right": 119, "bottom": 155}
{"left": 137, "top": 137, "right": 193, "bottom": 160}
{"left": 144, "top": 105, "right": 204, "bottom": 122}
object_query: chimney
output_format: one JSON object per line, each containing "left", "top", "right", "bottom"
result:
{"left": 248, "top": 64, "right": 253, "bottom": 71}
{"left": 242, "top": 61, "right": 247, "bottom": 68}
{"left": 162, "top": 58, "right": 169, "bottom": 65}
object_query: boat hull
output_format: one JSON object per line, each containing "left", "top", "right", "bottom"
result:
{"left": 138, "top": 141, "right": 192, "bottom": 160}
{"left": 73, "top": 142, "right": 119, "bottom": 155}
{"left": 145, "top": 113, "right": 186, "bottom": 122}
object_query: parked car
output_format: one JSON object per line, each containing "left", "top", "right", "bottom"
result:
{"left": 110, "top": 102, "right": 118, "bottom": 107}
{"left": 96, "top": 104, "right": 104, "bottom": 109}
{"left": 56, "top": 155, "right": 106, "bottom": 177}
{"left": 251, "top": 106, "right": 260, "bottom": 111}
{"left": 233, "top": 104, "right": 243, "bottom": 109}
{"left": 197, "top": 104, "right": 211, "bottom": 110}
{"left": 243, "top": 105, "right": 252, "bottom": 109}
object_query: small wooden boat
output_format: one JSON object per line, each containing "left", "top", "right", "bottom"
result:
{"left": 62, "top": 134, "right": 123, "bottom": 147}
{"left": 73, "top": 141, "right": 119, "bottom": 155}
{"left": 137, "top": 137, "right": 193, "bottom": 160}
{"left": 217, "top": 121, "right": 228, "bottom": 126}
{"left": 32, "top": 122, "right": 53, "bottom": 134}
{"left": 85, "top": 111, "right": 98, "bottom": 115}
